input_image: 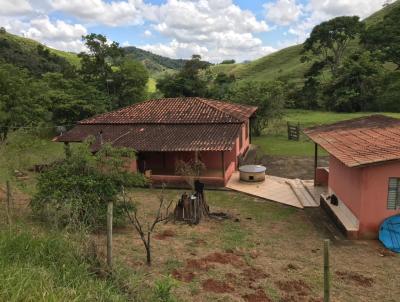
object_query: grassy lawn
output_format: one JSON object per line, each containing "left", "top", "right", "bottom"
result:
{"left": 253, "top": 110, "right": 400, "bottom": 157}
{"left": 0, "top": 131, "right": 65, "bottom": 194}
{"left": 103, "top": 188, "right": 400, "bottom": 302}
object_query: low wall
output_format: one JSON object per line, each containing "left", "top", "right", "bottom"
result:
{"left": 315, "top": 167, "right": 329, "bottom": 186}
{"left": 151, "top": 175, "right": 225, "bottom": 188}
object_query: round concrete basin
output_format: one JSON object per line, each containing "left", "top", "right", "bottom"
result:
{"left": 239, "top": 165, "right": 266, "bottom": 182}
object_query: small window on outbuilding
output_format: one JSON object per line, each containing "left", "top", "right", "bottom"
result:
{"left": 387, "top": 178, "right": 400, "bottom": 210}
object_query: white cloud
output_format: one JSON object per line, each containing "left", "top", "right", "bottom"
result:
{"left": 264, "top": 0, "right": 302, "bottom": 26}
{"left": 2, "top": 16, "right": 87, "bottom": 53}
{"left": 288, "top": 0, "right": 387, "bottom": 43}
{"left": 140, "top": 36, "right": 276, "bottom": 63}
{"left": 144, "top": 30, "right": 152, "bottom": 37}
{"left": 141, "top": 0, "right": 272, "bottom": 62}
{"left": 0, "top": 0, "right": 32, "bottom": 16}
{"left": 51, "top": 0, "right": 148, "bottom": 26}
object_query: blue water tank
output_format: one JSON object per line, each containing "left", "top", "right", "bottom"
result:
{"left": 379, "top": 215, "right": 400, "bottom": 253}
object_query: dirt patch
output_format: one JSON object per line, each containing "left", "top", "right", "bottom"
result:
{"left": 186, "top": 258, "right": 215, "bottom": 271}
{"left": 202, "top": 279, "right": 235, "bottom": 294}
{"left": 241, "top": 267, "right": 270, "bottom": 281}
{"left": 335, "top": 271, "right": 374, "bottom": 287}
{"left": 172, "top": 269, "right": 195, "bottom": 282}
{"left": 154, "top": 229, "right": 176, "bottom": 240}
{"left": 203, "top": 252, "right": 245, "bottom": 268}
{"left": 242, "top": 289, "right": 272, "bottom": 302}
{"left": 276, "top": 279, "right": 311, "bottom": 297}
{"left": 243, "top": 150, "right": 329, "bottom": 179}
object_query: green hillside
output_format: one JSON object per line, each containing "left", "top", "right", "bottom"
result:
{"left": 124, "top": 46, "right": 187, "bottom": 74}
{"left": 0, "top": 31, "right": 80, "bottom": 67}
{"left": 211, "top": 0, "right": 400, "bottom": 83}
{"left": 0, "top": 31, "right": 193, "bottom": 76}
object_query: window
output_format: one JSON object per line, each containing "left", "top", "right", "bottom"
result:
{"left": 387, "top": 178, "right": 400, "bottom": 210}
{"left": 245, "top": 121, "right": 249, "bottom": 139}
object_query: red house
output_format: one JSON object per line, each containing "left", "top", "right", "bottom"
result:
{"left": 305, "top": 115, "right": 400, "bottom": 239}
{"left": 55, "top": 97, "right": 257, "bottom": 187}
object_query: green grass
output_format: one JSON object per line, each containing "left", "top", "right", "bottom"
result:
{"left": 0, "top": 227, "right": 128, "bottom": 301}
{"left": 207, "top": 190, "right": 296, "bottom": 222}
{"left": 253, "top": 110, "right": 400, "bottom": 157}
{"left": 0, "top": 130, "right": 65, "bottom": 192}
{"left": 147, "top": 77, "right": 157, "bottom": 93}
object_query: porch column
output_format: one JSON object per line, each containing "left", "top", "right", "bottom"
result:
{"left": 314, "top": 143, "right": 318, "bottom": 186}
{"left": 221, "top": 151, "right": 225, "bottom": 180}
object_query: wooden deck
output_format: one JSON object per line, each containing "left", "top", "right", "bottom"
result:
{"left": 226, "top": 172, "right": 318, "bottom": 209}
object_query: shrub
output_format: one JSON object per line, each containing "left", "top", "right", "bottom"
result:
{"left": 31, "top": 142, "right": 147, "bottom": 229}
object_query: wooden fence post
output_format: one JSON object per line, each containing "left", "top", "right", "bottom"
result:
{"left": 6, "top": 180, "right": 11, "bottom": 228}
{"left": 107, "top": 201, "right": 113, "bottom": 269}
{"left": 324, "top": 239, "right": 330, "bottom": 302}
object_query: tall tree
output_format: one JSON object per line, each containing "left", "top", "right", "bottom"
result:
{"left": 302, "top": 16, "right": 365, "bottom": 78}
{"left": 111, "top": 59, "right": 149, "bottom": 108}
{"left": 227, "top": 81, "right": 285, "bottom": 136}
{"left": 323, "top": 51, "right": 384, "bottom": 112}
{"left": 78, "top": 33, "right": 124, "bottom": 89}
{"left": 0, "top": 63, "right": 48, "bottom": 141}
{"left": 361, "top": 5, "right": 400, "bottom": 68}
{"left": 157, "top": 54, "right": 210, "bottom": 97}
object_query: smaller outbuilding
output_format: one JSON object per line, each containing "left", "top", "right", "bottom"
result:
{"left": 305, "top": 115, "right": 400, "bottom": 239}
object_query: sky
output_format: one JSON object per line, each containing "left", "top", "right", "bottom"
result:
{"left": 0, "top": 0, "right": 393, "bottom": 63}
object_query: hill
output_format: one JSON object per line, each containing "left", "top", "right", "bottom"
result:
{"left": 210, "top": 0, "right": 400, "bottom": 84}
{"left": 123, "top": 46, "right": 188, "bottom": 74}
{"left": 0, "top": 30, "right": 80, "bottom": 75}
{"left": 0, "top": 31, "right": 192, "bottom": 77}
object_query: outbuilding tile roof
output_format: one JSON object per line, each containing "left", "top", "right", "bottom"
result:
{"left": 55, "top": 97, "right": 256, "bottom": 152}
{"left": 304, "top": 115, "right": 400, "bottom": 167}
{"left": 80, "top": 97, "right": 257, "bottom": 124}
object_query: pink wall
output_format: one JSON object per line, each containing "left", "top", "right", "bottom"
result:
{"left": 329, "top": 156, "right": 364, "bottom": 219}
{"left": 359, "top": 161, "right": 400, "bottom": 238}
{"left": 329, "top": 155, "right": 400, "bottom": 238}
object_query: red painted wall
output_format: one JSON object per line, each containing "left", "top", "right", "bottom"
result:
{"left": 135, "top": 121, "right": 250, "bottom": 186}
{"left": 329, "top": 155, "right": 400, "bottom": 238}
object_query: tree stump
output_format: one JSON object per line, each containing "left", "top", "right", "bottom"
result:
{"left": 174, "top": 191, "right": 210, "bottom": 225}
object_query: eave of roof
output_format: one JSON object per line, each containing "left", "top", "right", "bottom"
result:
{"left": 55, "top": 123, "right": 241, "bottom": 152}
{"left": 304, "top": 115, "right": 400, "bottom": 167}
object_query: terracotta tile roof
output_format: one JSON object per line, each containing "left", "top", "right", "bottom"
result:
{"left": 304, "top": 115, "right": 400, "bottom": 167}
{"left": 79, "top": 97, "right": 257, "bottom": 124}
{"left": 56, "top": 123, "right": 241, "bottom": 152}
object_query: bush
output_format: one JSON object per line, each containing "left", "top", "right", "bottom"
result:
{"left": 31, "top": 142, "right": 147, "bottom": 229}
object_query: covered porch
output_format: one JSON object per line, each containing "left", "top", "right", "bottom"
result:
{"left": 136, "top": 150, "right": 236, "bottom": 187}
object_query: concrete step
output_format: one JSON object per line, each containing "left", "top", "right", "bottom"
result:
{"left": 287, "top": 179, "right": 319, "bottom": 208}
